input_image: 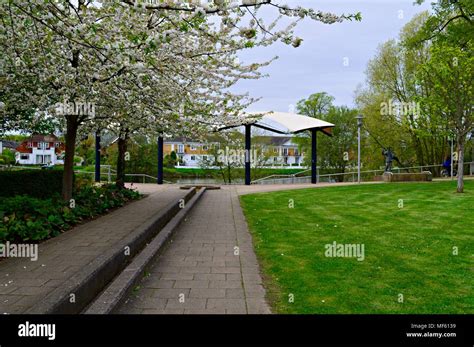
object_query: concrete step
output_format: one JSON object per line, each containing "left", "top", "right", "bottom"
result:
{"left": 84, "top": 188, "right": 207, "bottom": 314}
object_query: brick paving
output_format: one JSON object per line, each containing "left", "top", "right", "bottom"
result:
{"left": 118, "top": 187, "right": 271, "bottom": 314}
{"left": 0, "top": 186, "right": 186, "bottom": 314}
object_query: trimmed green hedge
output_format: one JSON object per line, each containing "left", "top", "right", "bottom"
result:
{"left": 0, "top": 170, "right": 64, "bottom": 198}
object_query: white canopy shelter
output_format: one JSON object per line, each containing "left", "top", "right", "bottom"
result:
{"left": 249, "top": 111, "right": 334, "bottom": 136}
{"left": 217, "top": 111, "right": 336, "bottom": 185}
{"left": 154, "top": 111, "right": 335, "bottom": 186}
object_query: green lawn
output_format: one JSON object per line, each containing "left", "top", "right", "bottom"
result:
{"left": 240, "top": 181, "right": 473, "bottom": 314}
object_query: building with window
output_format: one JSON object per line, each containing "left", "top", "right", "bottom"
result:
{"left": 164, "top": 136, "right": 304, "bottom": 168}
{"left": 15, "top": 134, "right": 65, "bottom": 165}
{"left": 256, "top": 136, "right": 303, "bottom": 166}
{"left": 164, "top": 138, "right": 218, "bottom": 168}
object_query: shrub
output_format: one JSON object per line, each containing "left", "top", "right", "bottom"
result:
{"left": 0, "top": 185, "right": 141, "bottom": 243}
{"left": 0, "top": 170, "right": 64, "bottom": 198}
{"left": 0, "top": 149, "right": 15, "bottom": 165}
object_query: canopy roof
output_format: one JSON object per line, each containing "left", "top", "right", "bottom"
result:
{"left": 219, "top": 111, "right": 335, "bottom": 136}
{"left": 252, "top": 112, "right": 334, "bottom": 136}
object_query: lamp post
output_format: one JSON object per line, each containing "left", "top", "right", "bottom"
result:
{"left": 356, "top": 115, "right": 364, "bottom": 184}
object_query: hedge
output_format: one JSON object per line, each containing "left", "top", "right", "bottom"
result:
{"left": 0, "top": 170, "right": 65, "bottom": 198}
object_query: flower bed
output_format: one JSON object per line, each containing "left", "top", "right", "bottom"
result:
{"left": 0, "top": 185, "right": 140, "bottom": 243}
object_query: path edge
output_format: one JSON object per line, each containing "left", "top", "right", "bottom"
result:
{"left": 84, "top": 188, "right": 207, "bottom": 314}
{"left": 26, "top": 188, "right": 197, "bottom": 314}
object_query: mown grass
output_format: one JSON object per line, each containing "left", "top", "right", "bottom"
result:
{"left": 240, "top": 181, "right": 473, "bottom": 314}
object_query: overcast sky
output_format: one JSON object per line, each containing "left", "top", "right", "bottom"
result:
{"left": 231, "top": 0, "right": 432, "bottom": 112}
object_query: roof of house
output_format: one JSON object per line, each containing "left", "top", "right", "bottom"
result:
{"left": 29, "top": 134, "right": 59, "bottom": 142}
{"left": 253, "top": 136, "right": 294, "bottom": 146}
{"left": 0, "top": 140, "right": 19, "bottom": 149}
{"left": 16, "top": 142, "right": 31, "bottom": 154}
{"left": 165, "top": 137, "right": 217, "bottom": 144}
{"left": 15, "top": 134, "right": 64, "bottom": 154}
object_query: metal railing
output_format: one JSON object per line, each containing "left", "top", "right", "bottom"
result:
{"left": 0, "top": 165, "right": 171, "bottom": 184}
{"left": 251, "top": 168, "right": 311, "bottom": 184}
{"left": 252, "top": 162, "right": 474, "bottom": 185}
{"left": 74, "top": 170, "right": 172, "bottom": 184}
{"left": 2, "top": 161, "right": 473, "bottom": 185}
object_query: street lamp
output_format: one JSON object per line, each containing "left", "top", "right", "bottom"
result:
{"left": 356, "top": 115, "right": 364, "bottom": 184}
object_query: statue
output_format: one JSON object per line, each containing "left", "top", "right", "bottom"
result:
{"left": 382, "top": 147, "right": 399, "bottom": 173}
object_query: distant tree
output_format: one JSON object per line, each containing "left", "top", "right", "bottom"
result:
{"left": 295, "top": 105, "right": 358, "bottom": 180}
{"left": 417, "top": 43, "right": 473, "bottom": 193}
{"left": 296, "top": 92, "right": 335, "bottom": 119}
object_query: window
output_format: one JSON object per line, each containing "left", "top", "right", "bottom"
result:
{"left": 203, "top": 145, "right": 208, "bottom": 151}
{"left": 273, "top": 147, "right": 278, "bottom": 153}
{"left": 203, "top": 155, "right": 208, "bottom": 161}
{"left": 191, "top": 155, "right": 196, "bottom": 161}
{"left": 36, "top": 155, "right": 44, "bottom": 164}
{"left": 283, "top": 148, "right": 288, "bottom": 156}
{"left": 273, "top": 157, "right": 278, "bottom": 162}
{"left": 37, "top": 142, "right": 48, "bottom": 150}
{"left": 20, "top": 154, "right": 29, "bottom": 160}
{"left": 295, "top": 148, "right": 299, "bottom": 156}
{"left": 178, "top": 144, "right": 184, "bottom": 153}
{"left": 44, "top": 155, "right": 52, "bottom": 164}
{"left": 190, "top": 145, "right": 197, "bottom": 151}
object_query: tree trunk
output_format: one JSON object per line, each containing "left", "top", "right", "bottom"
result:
{"left": 62, "top": 115, "right": 78, "bottom": 201}
{"left": 227, "top": 164, "right": 232, "bottom": 184}
{"left": 116, "top": 135, "right": 128, "bottom": 189}
{"left": 412, "top": 135, "right": 425, "bottom": 166}
{"left": 457, "top": 138, "right": 465, "bottom": 193}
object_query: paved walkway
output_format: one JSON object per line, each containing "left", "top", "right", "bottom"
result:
{"left": 0, "top": 186, "right": 186, "bottom": 314}
{"left": 118, "top": 182, "right": 371, "bottom": 314}
{"left": 118, "top": 187, "right": 271, "bottom": 314}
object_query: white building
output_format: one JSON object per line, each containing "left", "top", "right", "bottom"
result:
{"left": 164, "top": 136, "right": 305, "bottom": 168}
{"left": 15, "top": 134, "right": 65, "bottom": 165}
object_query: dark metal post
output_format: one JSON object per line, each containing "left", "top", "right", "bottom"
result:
{"left": 95, "top": 132, "right": 101, "bottom": 182}
{"left": 311, "top": 129, "right": 317, "bottom": 184}
{"left": 356, "top": 115, "right": 364, "bottom": 184}
{"left": 245, "top": 124, "right": 251, "bottom": 185}
{"left": 157, "top": 136, "right": 163, "bottom": 185}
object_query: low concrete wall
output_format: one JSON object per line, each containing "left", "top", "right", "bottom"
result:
{"left": 85, "top": 188, "right": 207, "bottom": 314}
{"left": 382, "top": 171, "right": 433, "bottom": 182}
{"left": 26, "top": 188, "right": 196, "bottom": 314}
